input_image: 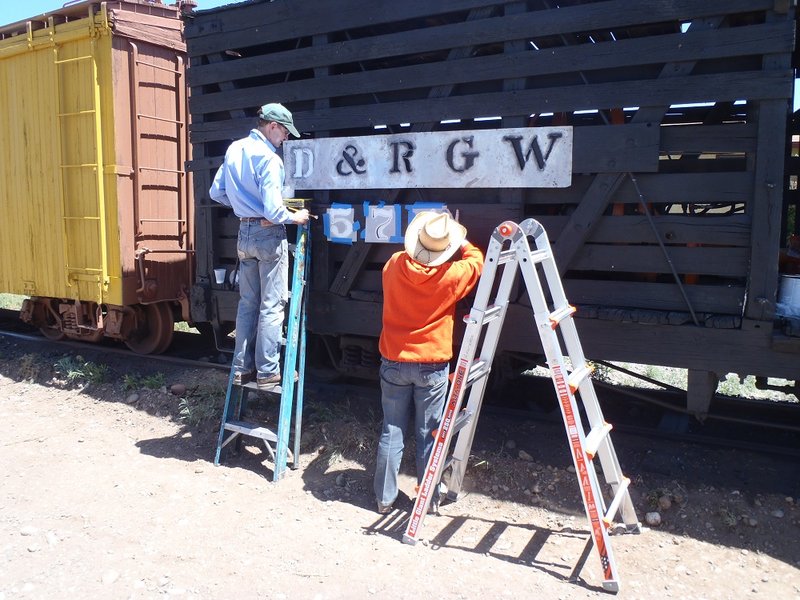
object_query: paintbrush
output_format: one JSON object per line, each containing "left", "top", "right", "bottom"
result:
{"left": 286, "top": 205, "right": 318, "bottom": 219}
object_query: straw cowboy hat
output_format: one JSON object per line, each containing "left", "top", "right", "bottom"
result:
{"left": 404, "top": 211, "right": 467, "bottom": 267}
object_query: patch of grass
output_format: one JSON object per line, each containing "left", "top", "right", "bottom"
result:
{"left": 174, "top": 322, "right": 200, "bottom": 334}
{"left": 717, "top": 374, "right": 797, "bottom": 402}
{"left": 470, "top": 445, "right": 520, "bottom": 488}
{"left": 123, "top": 372, "right": 166, "bottom": 391}
{"left": 529, "top": 360, "right": 796, "bottom": 402}
{"left": 18, "top": 353, "right": 40, "bottom": 382}
{"left": 589, "top": 361, "right": 612, "bottom": 383}
{"left": 54, "top": 355, "right": 108, "bottom": 385}
{"left": 307, "top": 399, "right": 378, "bottom": 469}
{"left": 178, "top": 383, "right": 224, "bottom": 426}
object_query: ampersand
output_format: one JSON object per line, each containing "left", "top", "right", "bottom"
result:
{"left": 336, "top": 144, "right": 367, "bottom": 176}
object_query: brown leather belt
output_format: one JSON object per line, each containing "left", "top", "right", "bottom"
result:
{"left": 241, "top": 217, "right": 279, "bottom": 227}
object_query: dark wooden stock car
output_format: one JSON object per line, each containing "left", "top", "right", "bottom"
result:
{"left": 185, "top": 0, "right": 800, "bottom": 412}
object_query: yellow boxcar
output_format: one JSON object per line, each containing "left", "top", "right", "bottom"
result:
{"left": 0, "top": 1, "right": 192, "bottom": 353}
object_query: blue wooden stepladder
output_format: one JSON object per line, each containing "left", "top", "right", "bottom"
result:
{"left": 213, "top": 222, "right": 310, "bottom": 481}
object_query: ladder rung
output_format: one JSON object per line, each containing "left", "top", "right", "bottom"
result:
{"left": 602, "top": 477, "right": 631, "bottom": 527}
{"left": 482, "top": 304, "right": 503, "bottom": 323}
{"left": 466, "top": 360, "right": 490, "bottom": 385}
{"left": 497, "top": 249, "right": 516, "bottom": 264}
{"left": 584, "top": 422, "right": 613, "bottom": 459}
{"left": 567, "top": 364, "right": 593, "bottom": 393}
{"left": 463, "top": 304, "right": 502, "bottom": 325}
{"left": 453, "top": 409, "right": 474, "bottom": 434}
{"left": 549, "top": 304, "right": 576, "bottom": 329}
{"left": 238, "top": 380, "right": 284, "bottom": 394}
{"left": 528, "top": 249, "right": 550, "bottom": 263}
{"left": 224, "top": 420, "right": 278, "bottom": 442}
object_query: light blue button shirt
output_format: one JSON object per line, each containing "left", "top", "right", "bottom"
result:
{"left": 209, "top": 128, "right": 292, "bottom": 224}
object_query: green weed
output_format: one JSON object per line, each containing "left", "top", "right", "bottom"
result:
{"left": 18, "top": 353, "right": 40, "bottom": 382}
{"left": 178, "top": 383, "right": 224, "bottom": 426}
{"left": 55, "top": 355, "right": 108, "bottom": 385}
{"left": 123, "top": 372, "right": 166, "bottom": 391}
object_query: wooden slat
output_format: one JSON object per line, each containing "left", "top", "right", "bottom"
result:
{"left": 537, "top": 214, "right": 752, "bottom": 246}
{"left": 188, "top": 21, "right": 791, "bottom": 111}
{"left": 186, "top": 0, "right": 510, "bottom": 44}
{"left": 568, "top": 245, "right": 749, "bottom": 277}
{"left": 660, "top": 123, "right": 757, "bottom": 154}
{"left": 342, "top": 245, "right": 750, "bottom": 292}
{"left": 189, "top": 70, "right": 792, "bottom": 143}
{"left": 185, "top": 0, "right": 776, "bottom": 57}
{"left": 615, "top": 171, "right": 755, "bottom": 204}
{"left": 528, "top": 171, "right": 754, "bottom": 205}
{"left": 563, "top": 280, "right": 744, "bottom": 314}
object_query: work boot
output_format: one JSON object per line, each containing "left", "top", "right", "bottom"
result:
{"left": 257, "top": 373, "right": 281, "bottom": 390}
{"left": 233, "top": 371, "right": 254, "bottom": 385}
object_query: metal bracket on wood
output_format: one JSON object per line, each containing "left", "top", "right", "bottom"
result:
{"left": 329, "top": 241, "right": 372, "bottom": 297}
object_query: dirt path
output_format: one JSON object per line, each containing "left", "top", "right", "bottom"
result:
{"left": 0, "top": 338, "right": 798, "bottom": 599}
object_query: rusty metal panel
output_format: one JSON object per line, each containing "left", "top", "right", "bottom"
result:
{"left": 0, "top": 1, "right": 190, "bottom": 306}
{"left": 109, "top": 14, "right": 191, "bottom": 305}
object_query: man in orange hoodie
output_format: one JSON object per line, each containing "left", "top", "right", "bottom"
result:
{"left": 374, "top": 211, "right": 484, "bottom": 514}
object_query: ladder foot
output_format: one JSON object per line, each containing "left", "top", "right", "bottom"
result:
{"left": 602, "top": 580, "right": 619, "bottom": 594}
{"left": 625, "top": 522, "right": 642, "bottom": 535}
{"left": 401, "top": 534, "right": 418, "bottom": 546}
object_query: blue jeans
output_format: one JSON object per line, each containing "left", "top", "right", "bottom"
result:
{"left": 232, "top": 221, "right": 288, "bottom": 379}
{"left": 374, "top": 358, "right": 449, "bottom": 506}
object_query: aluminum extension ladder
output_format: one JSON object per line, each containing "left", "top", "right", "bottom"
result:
{"left": 403, "top": 219, "right": 640, "bottom": 593}
{"left": 214, "top": 222, "right": 310, "bottom": 481}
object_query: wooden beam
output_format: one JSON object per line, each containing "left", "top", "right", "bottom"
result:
{"left": 184, "top": 0, "right": 776, "bottom": 56}
{"left": 537, "top": 214, "right": 752, "bottom": 246}
{"left": 190, "top": 70, "right": 791, "bottom": 143}
{"left": 188, "top": 22, "right": 791, "bottom": 112}
{"left": 563, "top": 280, "right": 744, "bottom": 314}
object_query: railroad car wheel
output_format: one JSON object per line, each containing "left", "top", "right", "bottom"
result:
{"left": 124, "top": 303, "right": 173, "bottom": 355}
{"left": 37, "top": 300, "right": 66, "bottom": 341}
{"left": 39, "top": 324, "right": 66, "bottom": 341}
{"left": 153, "top": 303, "right": 175, "bottom": 355}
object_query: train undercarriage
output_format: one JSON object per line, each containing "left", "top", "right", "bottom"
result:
{"left": 20, "top": 297, "right": 177, "bottom": 355}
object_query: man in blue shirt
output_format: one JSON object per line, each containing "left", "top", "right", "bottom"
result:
{"left": 209, "top": 103, "right": 309, "bottom": 389}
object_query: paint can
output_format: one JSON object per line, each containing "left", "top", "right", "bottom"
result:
{"left": 778, "top": 274, "right": 800, "bottom": 307}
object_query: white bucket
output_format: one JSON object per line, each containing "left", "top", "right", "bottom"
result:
{"left": 778, "top": 274, "right": 800, "bottom": 307}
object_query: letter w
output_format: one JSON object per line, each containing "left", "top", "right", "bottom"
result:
{"left": 503, "top": 132, "right": 563, "bottom": 170}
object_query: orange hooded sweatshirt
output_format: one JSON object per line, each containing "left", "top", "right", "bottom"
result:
{"left": 379, "top": 242, "right": 484, "bottom": 363}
